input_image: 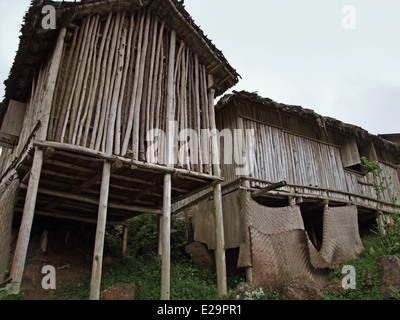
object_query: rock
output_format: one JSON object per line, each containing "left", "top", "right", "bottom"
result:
{"left": 324, "top": 280, "right": 347, "bottom": 297}
{"left": 280, "top": 279, "right": 324, "bottom": 300}
{"left": 228, "top": 282, "right": 266, "bottom": 300}
{"left": 100, "top": 284, "right": 136, "bottom": 300}
{"left": 364, "top": 269, "right": 374, "bottom": 287}
{"left": 185, "top": 241, "right": 214, "bottom": 269}
{"left": 377, "top": 255, "right": 400, "bottom": 299}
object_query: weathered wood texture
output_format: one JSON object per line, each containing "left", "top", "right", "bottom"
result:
{"left": 215, "top": 97, "right": 400, "bottom": 209}
{"left": 44, "top": 10, "right": 216, "bottom": 174}
{"left": 0, "top": 177, "right": 19, "bottom": 282}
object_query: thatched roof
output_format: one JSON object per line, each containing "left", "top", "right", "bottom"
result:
{"left": 0, "top": 0, "right": 240, "bottom": 123}
{"left": 216, "top": 90, "right": 400, "bottom": 163}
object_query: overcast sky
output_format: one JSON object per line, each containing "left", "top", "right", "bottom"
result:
{"left": 0, "top": 0, "right": 399, "bottom": 135}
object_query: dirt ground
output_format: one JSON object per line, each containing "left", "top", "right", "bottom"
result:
{"left": 7, "top": 218, "right": 102, "bottom": 300}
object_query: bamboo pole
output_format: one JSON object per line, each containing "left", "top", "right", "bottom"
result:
{"left": 58, "top": 25, "right": 83, "bottom": 143}
{"left": 107, "top": 16, "right": 127, "bottom": 154}
{"left": 38, "top": 27, "right": 68, "bottom": 141}
{"left": 194, "top": 54, "right": 203, "bottom": 173}
{"left": 83, "top": 13, "right": 113, "bottom": 148}
{"left": 121, "top": 11, "right": 145, "bottom": 156}
{"left": 161, "top": 29, "right": 176, "bottom": 301}
{"left": 101, "top": 12, "right": 125, "bottom": 153}
{"left": 71, "top": 15, "right": 99, "bottom": 145}
{"left": 132, "top": 10, "right": 151, "bottom": 160}
{"left": 96, "top": 13, "right": 122, "bottom": 152}
{"left": 67, "top": 17, "right": 92, "bottom": 143}
{"left": 76, "top": 15, "right": 101, "bottom": 146}
{"left": 90, "top": 160, "right": 111, "bottom": 300}
{"left": 90, "top": 15, "right": 115, "bottom": 149}
{"left": 114, "top": 14, "right": 135, "bottom": 155}
{"left": 149, "top": 19, "right": 164, "bottom": 132}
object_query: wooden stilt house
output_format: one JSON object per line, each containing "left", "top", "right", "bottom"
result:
{"left": 178, "top": 91, "right": 400, "bottom": 291}
{"left": 0, "top": 0, "right": 239, "bottom": 299}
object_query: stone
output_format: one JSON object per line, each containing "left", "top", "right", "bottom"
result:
{"left": 364, "top": 269, "right": 374, "bottom": 287}
{"left": 280, "top": 279, "right": 324, "bottom": 300}
{"left": 324, "top": 280, "right": 347, "bottom": 297}
{"left": 228, "top": 282, "right": 266, "bottom": 300}
{"left": 377, "top": 255, "right": 400, "bottom": 299}
{"left": 185, "top": 241, "right": 215, "bottom": 269}
{"left": 100, "top": 284, "right": 136, "bottom": 300}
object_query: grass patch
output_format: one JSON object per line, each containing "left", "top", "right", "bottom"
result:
{"left": 55, "top": 254, "right": 243, "bottom": 300}
{"left": 55, "top": 214, "right": 244, "bottom": 300}
{"left": 323, "top": 236, "right": 389, "bottom": 300}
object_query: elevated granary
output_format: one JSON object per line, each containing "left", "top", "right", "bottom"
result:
{"left": 0, "top": 0, "right": 239, "bottom": 299}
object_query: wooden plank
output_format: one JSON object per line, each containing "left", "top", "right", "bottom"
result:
{"left": 340, "top": 138, "right": 361, "bottom": 168}
{"left": 0, "top": 100, "right": 26, "bottom": 139}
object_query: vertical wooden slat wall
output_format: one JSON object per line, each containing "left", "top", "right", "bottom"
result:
{"left": 47, "top": 10, "right": 215, "bottom": 174}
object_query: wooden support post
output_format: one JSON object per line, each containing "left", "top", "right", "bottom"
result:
{"left": 160, "top": 29, "right": 176, "bottom": 301}
{"left": 213, "top": 182, "right": 227, "bottom": 296}
{"left": 122, "top": 224, "right": 128, "bottom": 255}
{"left": 208, "top": 74, "right": 227, "bottom": 297}
{"left": 9, "top": 27, "right": 66, "bottom": 294}
{"left": 161, "top": 173, "right": 172, "bottom": 300}
{"left": 89, "top": 160, "right": 111, "bottom": 300}
{"left": 0, "top": 177, "right": 20, "bottom": 284}
{"left": 158, "top": 214, "right": 163, "bottom": 257}
{"left": 9, "top": 147, "right": 44, "bottom": 294}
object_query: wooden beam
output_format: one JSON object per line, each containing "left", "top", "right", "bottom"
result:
{"left": 33, "top": 140, "right": 224, "bottom": 182}
{"left": 9, "top": 147, "right": 44, "bottom": 294}
{"left": 19, "top": 184, "right": 162, "bottom": 214}
{"left": 306, "top": 199, "right": 330, "bottom": 212}
{"left": 13, "top": 208, "right": 129, "bottom": 226}
{"left": 251, "top": 181, "right": 288, "bottom": 199}
{"left": 42, "top": 172, "right": 102, "bottom": 211}
{"left": 172, "top": 181, "right": 216, "bottom": 204}
{"left": 90, "top": 160, "right": 111, "bottom": 300}
{"left": 21, "top": 147, "right": 55, "bottom": 184}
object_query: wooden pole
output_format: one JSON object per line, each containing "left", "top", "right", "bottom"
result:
{"left": 208, "top": 74, "right": 227, "bottom": 297}
{"left": 89, "top": 160, "right": 111, "bottom": 300}
{"left": 122, "top": 224, "right": 128, "bottom": 255}
{"left": 161, "top": 173, "right": 172, "bottom": 300}
{"left": 9, "top": 148, "right": 44, "bottom": 294}
{"left": 160, "top": 29, "right": 176, "bottom": 301}
{"left": 9, "top": 27, "right": 66, "bottom": 294}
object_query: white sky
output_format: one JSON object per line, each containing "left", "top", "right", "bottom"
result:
{"left": 0, "top": 0, "right": 399, "bottom": 135}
